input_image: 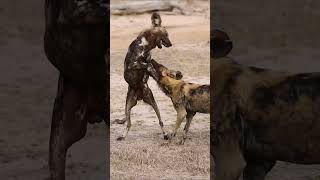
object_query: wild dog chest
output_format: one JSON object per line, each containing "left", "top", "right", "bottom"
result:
{"left": 125, "top": 39, "right": 152, "bottom": 70}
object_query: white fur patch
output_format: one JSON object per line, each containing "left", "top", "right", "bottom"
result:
{"left": 138, "top": 51, "right": 144, "bottom": 57}
{"left": 139, "top": 37, "right": 149, "bottom": 47}
{"left": 155, "top": 19, "right": 160, "bottom": 25}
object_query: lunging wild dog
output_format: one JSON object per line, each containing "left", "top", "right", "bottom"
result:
{"left": 150, "top": 59, "right": 210, "bottom": 144}
{"left": 212, "top": 31, "right": 320, "bottom": 180}
{"left": 117, "top": 12, "right": 172, "bottom": 140}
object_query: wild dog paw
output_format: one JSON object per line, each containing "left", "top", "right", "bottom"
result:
{"left": 178, "top": 139, "right": 186, "bottom": 145}
{"left": 167, "top": 132, "right": 176, "bottom": 140}
{"left": 163, "top": 133, "right": 169, "bottom": 140}
{"left": 113, "top": 118, "right": 126, "bottom": 124}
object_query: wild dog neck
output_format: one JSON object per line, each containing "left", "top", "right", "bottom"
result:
{"left": 158, "top": 76, "right": 182, "bottom": 97}
{"left": 138, "top": 30, "right": 158, "bottom": 51}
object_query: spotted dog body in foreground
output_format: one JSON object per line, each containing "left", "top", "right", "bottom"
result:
{"left": 151, "top": 59, "right": 210, "bottom": 144}
{"left": 212, "top": 57, "right": 320, "bottom": 180}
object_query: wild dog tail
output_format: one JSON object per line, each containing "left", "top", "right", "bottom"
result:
{"left": 212, "top": 29, "right": 233, "bottom": 58}
{"left": 151, "top": 12, "right": 162, "bottom": 27}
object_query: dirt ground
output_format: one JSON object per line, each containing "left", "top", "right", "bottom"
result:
{"left": 0, "top": 0, "right": 107, "bottom": 179}
{"left": 110, "top": 1, "right": 210, "bottom": 179}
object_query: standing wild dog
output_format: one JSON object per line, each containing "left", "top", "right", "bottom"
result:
{"left": 117, "top": 12, "right": 173, "bottom": 140}
{"left": 150, "top": 59, "right": 210, "bottom": 144}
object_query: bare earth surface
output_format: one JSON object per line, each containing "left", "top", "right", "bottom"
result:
{"left": 110, "top": 3, "right": 211, "bottom": 179}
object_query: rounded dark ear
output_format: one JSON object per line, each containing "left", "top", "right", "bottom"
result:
{"left": 151, "top": 12, "right": 162, "bottom": 27}
{"left": 211, "top": 29, "right": 233, "bottom": 58}
{"left": 176, "top": 71, "right": 183, "bottom": 80}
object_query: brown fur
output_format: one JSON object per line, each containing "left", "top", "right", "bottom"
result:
{"left": 151, "top": 59, "right": 210, "bottom": 144}
{"left": 212, "top": 58, "right": 320, "bottom": 180}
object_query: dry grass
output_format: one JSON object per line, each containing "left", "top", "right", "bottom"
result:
{"left": 111, "top": 132, "right": 210, "bottom": 179}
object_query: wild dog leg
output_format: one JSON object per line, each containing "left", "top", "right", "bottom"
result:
{"left": 117, "top": 87, "right": 138, "bottom": 141}
{"left": 49, "top": 76, "right": 88, "bottom": 180}
{"left": 49, "top": 80, "right": 66, "bottom": 180}
{"left": 142, "top": 86, "right": 168, "bottom": 139}
{"left": 179, "top": 112, "right": 195, "bottom": 144}
{"left": 169, "top": 106, "right": 187, "bottom": 140}
{"left": 214, "top": 136, "right": 246, "bottom": 180}
{"left": 243, "top": 158, "right": 276, "bottom": 180}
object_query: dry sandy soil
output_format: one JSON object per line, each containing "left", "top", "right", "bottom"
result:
{"left": 0, "top": 0, "right": 107, "bottom": 179}
{"left": 110, "top": 1, "right": 210, "bottom": 179}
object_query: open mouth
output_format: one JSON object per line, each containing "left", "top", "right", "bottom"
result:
{"left": 163, "top": 41, "right": 172, "bottom": 47}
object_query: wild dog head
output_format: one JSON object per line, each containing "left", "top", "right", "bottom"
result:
{"left": 150, "top": 59, "right": 183, "bottom": 81}
{"left": 212, "top": 29, "right": 233, "bottom": 58}
{"left": 149, "top": 59, "right": 182, "bottom": 95}
{"left": 138, "top": 12, "right": 172, "bottom": 50}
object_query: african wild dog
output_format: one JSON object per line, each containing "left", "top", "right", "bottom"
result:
{"left": 116, "top": 12, "right": 173, "bottom": 141}
{"left": 150, "top": 59, "right": 210, "bottom": 144}
{"left": 44, "top": 0, "right": 108, "bottom": 179}
{"left": 212, "top": 31, "right": 320, "bottom": 180}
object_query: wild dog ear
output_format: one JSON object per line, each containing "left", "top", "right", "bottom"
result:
{"left": 212, "top": 29, "right": 233, "bottom": 58}
{"left": 151, "top": 12, "right": 162, "bottom": 27}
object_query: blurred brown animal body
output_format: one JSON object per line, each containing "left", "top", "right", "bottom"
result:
{"left": 212, "top": 57, "right": 320, "bottom": 180}
{"left": 151, "top": 59, "right": 210, "bottom": 144}
{"left": 44, "top": 0, "right": 108, "bottom": 179}
{"left": 117, "top": 12, "right": 173, "bottom": 141}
